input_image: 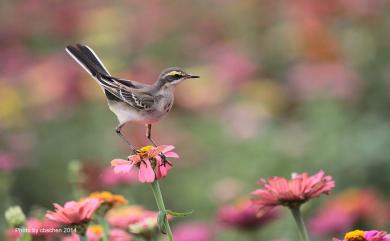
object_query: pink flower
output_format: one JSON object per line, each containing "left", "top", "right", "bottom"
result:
{"left": 62, "top": 233, "right": 80, "bottom": 241}
{"left": 46, "top": 198, "right": 102, "bottom": 225}
{"left": 26, "top": 217, "right": 60, "bottom": 237}
{"left": 173, "top": 222, "right": 215, "bottom": 241}
{"left": 5, "top": 228, "right": 20, "bottom": 241}
{"left": 205, "top": 45, "right": 256, "bottom": 88}
{"left": 86, "top": 225, "right": 103, "bottom": 241}
{"left": 100, "top": 167, "right": 137, "bottom": 187}
{"left": 109, "top": 229, "right": 133, "bottom": 241}
{"left": 333, "top": 230, "right": 390, "bottom": 241}
{"left": 287, "top": 62, "right": 360, "bottom": 102}
{"left": 309, "top": 189, "right": 390, "bottom": 236}
{"left": 111, "top": 145, "right": 178, "bottom": 183}
{"left": 106, "top": 205, "right": 157, "bottom": 229}
{"left": 217, "top": 199, "right": 279, "bottom": 230}
{"left": 0, "top": 152, "right": 19, "bottom": 172}
{"left": 252, "top": 170, "right": 335, "bottom": 214}
{"left": 62, "top": 229, "right": 133, "bottom": 241}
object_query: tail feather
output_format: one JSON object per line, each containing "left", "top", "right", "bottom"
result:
{"left": 65, "top": 44, "right": 110, "bottom": 77}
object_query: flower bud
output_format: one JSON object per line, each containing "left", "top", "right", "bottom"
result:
{"left": 5, "top": 206, "right": 26, "bottom": 227}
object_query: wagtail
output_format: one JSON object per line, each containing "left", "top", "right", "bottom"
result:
{"left": 65, "top": 44, "right": 199, "bottom": 152}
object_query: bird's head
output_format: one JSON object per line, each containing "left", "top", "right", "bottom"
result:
{"left": 157, "top": 67, "right": 199, "bottom": 88}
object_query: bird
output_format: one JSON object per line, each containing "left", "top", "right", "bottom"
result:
{"left": 65, "top": 44, "right": 199, "bottom": 152}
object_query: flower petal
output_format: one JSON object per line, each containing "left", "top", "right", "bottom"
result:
{"left": 138, "top": 160, "right": 155, "bottom": 183}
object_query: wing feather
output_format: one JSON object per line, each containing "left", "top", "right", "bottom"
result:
{"left": 119, "top": 88, "right": 154, "bottom": 110}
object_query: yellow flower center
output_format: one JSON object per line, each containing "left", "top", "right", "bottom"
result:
{"left": 344, "top": 230, "right": 365, "bottom": 241}
{"left": 136, "top": 145, "right": 154, "bottom": 159}
{"left": 89, "top": 225, "right": 103, "bottom": 235}
{"left": 88, "top": 191, "right": 127, "bottom": 205}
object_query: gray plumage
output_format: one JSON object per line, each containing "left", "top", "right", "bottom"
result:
{"left": 65, "top": 44, "right": 199, "bottom": 130}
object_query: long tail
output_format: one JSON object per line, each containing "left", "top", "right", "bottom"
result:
{"left": 65, "top": 44, "right": 111, "bottom": 77}
{"left": 66, "top": 44, "right": 124, "bottom": 102}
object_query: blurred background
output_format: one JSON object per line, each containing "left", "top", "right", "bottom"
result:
{"left": 1, "top": 0, "right": 390, "bottom": 240}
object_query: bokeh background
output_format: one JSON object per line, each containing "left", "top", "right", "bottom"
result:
{"left": 1, "top": 0, "right": 390, "bottom": 240}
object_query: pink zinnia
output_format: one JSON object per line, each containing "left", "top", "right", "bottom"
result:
{"left": 100, "top": 167, "right": 138, "bottom": 187}
{"left": 333, "top": 230, "right": 390, "bottom": 241}
{"left": 111, "top": 145, "right": 178, "bottom": 183}
{"left": 109, "top": 229, "right": 133, "bottom": 241}
{"left": 46, "top": 198, "right": 102, "bottom": 225}
{"left": 252, "top": 170, "right": 335, "bottom": 214}
{"left": 173, "top": 222, "right": 215, "bottom": 241}
{"left": 309, "top": 188, "right": 389, "bottom": 236}
{"left": 217, "top": 198, "right": 279, "bottom": 230}
{"left": 106, "top": 205, "right": 157, "bottom": 229}
{"left": 26, "top": 217, "right": 60, "bottom": 237}
{"left": 62, "top": 229, "right": 132, "bottom": 241}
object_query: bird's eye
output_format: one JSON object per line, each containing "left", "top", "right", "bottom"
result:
{"left": 173, "top": 74, "right": 181, "bottom": 78}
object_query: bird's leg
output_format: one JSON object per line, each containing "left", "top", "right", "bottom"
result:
{"left": 146, "top": 124, "right": 168, "bottom": 164}
{"left": 146, "top": 124, "right": 158, "bottom": 147}
{"left": 115, "top": 124, "right": 136, "bottom": 154}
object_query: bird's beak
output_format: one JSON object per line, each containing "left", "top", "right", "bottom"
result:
{"left": 187, "top": 74, "right": 200, "bottom": 79}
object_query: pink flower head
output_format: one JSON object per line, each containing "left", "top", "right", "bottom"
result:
{"left": 26, "top": 217, "right": 60, "bottom": 237}
{"left": 251, "top": 170, "right": 335, "bottom": 214}
{"left": 100, "top": 167, "right": 137, "bottom": 187}
{"left": 217, "top": 198, "right": 279, "bottom": 230}
{"left": 111, "top": 145, "right": 178, "bottom": 183}
{"left": 109, "top": 229, "right": 133, "bottom": 241}
{"left": 333, "top": 230, "right": 390, "bottom": 241}
{"left": 86, "top": 225, "right": 104, "bottom": 241}
{"left": 46, "top": 198, "right": 102, "bottom": 225}
{"left": 62, "top": 233, "right": 80, "bottom": 241}
{"left": 106, "top": 205, "right": 157, "bottom": 229}
{"left": 309, "top": 188, "right": 389, "bottom": 236}
{"left": 173, "top": 222, "right": 215, "bottom": 241}
{"left": 5, "top": 228, "right": 20, "bottom": 241}
{"left": 62, "top": 229, "right": 133, "bottom": 241}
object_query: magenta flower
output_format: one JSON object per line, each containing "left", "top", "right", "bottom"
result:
{"left": 111, "top": 145, "right": 178, "bottom": 183}
{"left": 309, "top": 189, "right": 389, "bottom": 236}
{"left": 333, "top": 230, "right": 390, "bottom": 241}
{"left": 217, "top": 198, "right": 279, "bottom": 230}
{"left": 46, "top": 198, "right": 102, "bottom": 225}
{"left": 252, "top": 170, "right": 335, "bottom": 215}
{"left": 173, "top": 222, "right": 215, "bottom": 241}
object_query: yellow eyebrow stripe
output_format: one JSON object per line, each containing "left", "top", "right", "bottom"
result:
{"left": 163, "top": 71, "right": 182, "bottom": 78}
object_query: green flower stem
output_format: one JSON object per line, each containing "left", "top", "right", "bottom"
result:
{"left": 17, "top": 228, "right": 31, "bottom": 241}
{"left": 151, "top": 181, "right": 174, "bottom": 241}
{"left": 97, "top": 216, "right": 110, "bottom": 241}
{"left": 290, "top": 206, "right": 310, "bottom": 241}
{"left": 79, "top": 235, "right": 90, "bottom": 241}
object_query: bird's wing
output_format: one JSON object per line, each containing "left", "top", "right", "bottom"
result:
{"left": 119, "top": 88, "right": 155, "bottom": 110}
{"left": 94, "top": 73, "right": 155, "bottom": 110}
{"left": 104, "top": 75, "right": 147, "bottom": 89}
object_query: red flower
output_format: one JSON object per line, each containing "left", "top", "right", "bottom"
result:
{"left": 252, "top": 170, "right": 335, "bottom": 215}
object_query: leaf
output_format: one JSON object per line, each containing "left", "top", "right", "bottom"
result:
{"left": 157, "top": 211, "right": 167, "bottom": 234}
{"left": 166, "top": 209, "right": 194, "bottom": 217}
